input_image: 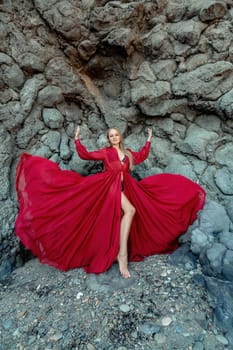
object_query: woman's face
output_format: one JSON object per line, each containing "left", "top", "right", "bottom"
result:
{"left": 108, "top": 128, "right": 121, "bottom": 146}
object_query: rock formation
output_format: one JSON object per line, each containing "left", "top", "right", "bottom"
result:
{"left": 0, "top": 0, "right": 233, "bottom": 344}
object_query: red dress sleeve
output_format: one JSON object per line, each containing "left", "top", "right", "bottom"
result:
{"left": 75, "top": 140, "right": 106, "bottom": 160}
{"left": 129, "top": 141, "right": 151, "bottom": 165}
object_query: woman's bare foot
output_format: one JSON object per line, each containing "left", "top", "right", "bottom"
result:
{"left": 117, "top": 254, "right": 131, "bottom": 278}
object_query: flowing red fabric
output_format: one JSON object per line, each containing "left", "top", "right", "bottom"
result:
{"left": 15, "top": 140, "right": 206, "bottom": 273}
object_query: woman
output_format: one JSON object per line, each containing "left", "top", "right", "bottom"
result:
{"left": 74, "top": 126, "right": 152, "bottom": 278}
{"left": 15, "top": 126, "right": 206, "bottom": 278}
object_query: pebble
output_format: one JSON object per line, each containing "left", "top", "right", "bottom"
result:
{"left": 119, "top": 304, "right": 130, "bottom": 313}
{"left": 154, "top": 334, "right": 167, "bottom": 344}
{"left": 12, "top": 329, "right": 21, "bottom": 337}
{"left": 193, "top": 342, "right": 204, "bottom": 350}
{"left": 50, "top": 333, "right": 63, "bottom": 341}
{"left": 76, "top": 292, "right": 84, "bottom": 299}
{"left": 161, "top": 316, "right": 173, "bottom": 326}
{"left": 216, "top": 334, "right": 229, "bottom": 345}
{"left": 138, "top": 323, "right": 160, "bottom": 335}
{"left": 2, "top": 320, "right": 13, "bottom": 330}
{"left": 27, "top": 336, "right": 36, "bottom": 345}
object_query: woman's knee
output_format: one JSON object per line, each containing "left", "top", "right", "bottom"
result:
{"left": 121, "top": 193, "right": 136, "bottom": 217}
{"left": 127, "top": 205, "right": 136, "bottom": 217}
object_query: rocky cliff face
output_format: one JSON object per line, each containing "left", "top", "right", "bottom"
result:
{"left": 0, "top": 0, "right": 233, "bottom": 279}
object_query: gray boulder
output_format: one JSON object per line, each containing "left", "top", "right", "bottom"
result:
{"left": 42, "top": 108, "right": 64, "bottom": 129}
{"left": 171, "top": 61, "right": 233, "bottom": 101}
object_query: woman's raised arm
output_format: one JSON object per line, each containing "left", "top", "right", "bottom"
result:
{"left": 129, "top": 128, "right": 152, "bottom": 165}
{"left": 74, "top": 126, "right": 106, "bottom": 161}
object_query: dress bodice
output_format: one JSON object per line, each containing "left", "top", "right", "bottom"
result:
{"left": 74, "top": 140, "right": 151, "bottom": 174}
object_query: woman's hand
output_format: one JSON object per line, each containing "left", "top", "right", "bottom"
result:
{"left": 147, "top": 128, "right": 152, "bottom": 142}
{"left": 75, "top": 126, "right": 80, "bottom": 140}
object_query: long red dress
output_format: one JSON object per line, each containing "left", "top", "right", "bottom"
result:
{"left": 15, "top": 139, "right": 206, "bottom": 273}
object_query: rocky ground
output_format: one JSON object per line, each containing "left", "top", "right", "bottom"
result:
{"left": 0, "top": 255, "right": 230, "bottom": 350}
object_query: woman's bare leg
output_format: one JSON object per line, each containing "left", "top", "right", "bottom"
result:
{"left": 117, "top": 192, "right": 136, "bottom": 278}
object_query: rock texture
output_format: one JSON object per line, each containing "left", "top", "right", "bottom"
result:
{"left": 0, "top": 0, "right": 233, "bottom": 346}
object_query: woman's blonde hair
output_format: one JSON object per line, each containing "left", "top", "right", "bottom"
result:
{"left": 106, "top": 127, "right": 134, "bottom": 170}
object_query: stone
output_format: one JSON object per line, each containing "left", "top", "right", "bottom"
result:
{"left": 2, "top": 63, "right": 25, "bottom": 88}
{"left": 165, "top": 1, "right": 186, "bottom": 22}
{"left": 58, "top": 102, "right": 83, "bottom": 123}
{"left": 215, "top": 142, "right": 233, "bottom": 170}
{"left": 185, "top": 53, "right": 209, "bottom": 72}
{"left": 148, "top": 25, "right": 174, "bottom": 57}
{"left": 168, "top": 20, "right": 206, "bottom": 46}
{"left": 195, "top": 114, "right": 221, "bottom": 132}
{"left": 186, "top": 0, "right": 227, "bottom": 22}
{"left": 78, "top": 40, "right": 97, "bottom": 61}
{"left": 103, "top": 77, "right": 122, "bottom": 98}
{"left": 42, "top": 130, "right": 61, "bottom": 152}
{"left": 42, "top": 108, "right": 64, "bottom": 129}
{"left": 104, "top": 108, "right": 127, "bottom": 133}
{"left": 198, "top": 200, "right": 230, "bottom": 235}
{"left": 131, "top": 79, "right": 172, "bottom": 116}
{"left": 222, "top": 250, "right": 233, "bottom": 281}
{"left": 225, "top": 200, "right": 233, "bottom": 222}
{"left": 119, "top": 304, "right": 130, "bottom": 313}
{"left": 219, "top": 231, "right": 233, "bottom": 250}
{"left": 137, "top": 61, "right": 156, "bottom": 82}
{"left": 0, "top": 101, "right": 26, "bottom": 129}
{"left": 34, "top": 145, "right": 52, "bottom": 158}
{"left": 206, "top": 243, "right": 226, "bottom": 275}
{"left": 103, "top": 28, "right": 137, "bottom": 56}
{"left": 193, "top": 341, "right": 204, "bottom": 350}
{"left": 165, "top": 154, "right": 196, "bottom": 180}
{"left": 50, "top": 333, "right": 63, "bottom": 341}
{"left": 86, "top": 344, "right": 95, "bottom": 350}
{"left": 34, "top": 0, "right": 83, "bottom": 41}
{"left": 191, "top": 229, "right": 214, "bottom": 255}
{"left": 2, "top": 319, "right": 14, "bottom": 330}
{"left": 20, "top": 75, "right": 47, "bottom": 113}
{"left": 215, "top": 168, "right": 233, "bottom": 195}
{"left": 217, "top": 88, "right": 233, "bottom": 119}
{"left": 178, "top": 124, "right": 218, "bottom": 160}
{"left": 199, "top": 1, "right": 227, "bottom": 22}
{"left": 154, "top": 334, "right": 167, "bottom": 344}
{"left": 19, "top": 52, "right": 46, "bottom": 73}
{"left": 38, "top": 85, "right": 64, "bottom": 107}
{"left": 138, "top": 322, "right": 160, "bottom": 335}
{"left": 151, "top": 59, "right": 177, "bottom": 80}
{"left": 204, "top": 21, "right": 232, "bottom": 54}
{"left": 16, "top": 105, "right": 44, "bottom": 149}
{"left": 0, "top": 53, "right": 12, "bottom": 65}
{"left": 161, "top": 316, "right": 173, "bottom": 326}
{"left": 60, "top": 132, "right": 72, "bottom": 161}
{"left": 216, "top": 334, "right": 229, "bottom": 346}
{"left": 45, "top": 57, "right": 85, "bottom": 95}
{"left": 171, "top": 61, "right": 233, "bottom": 101}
